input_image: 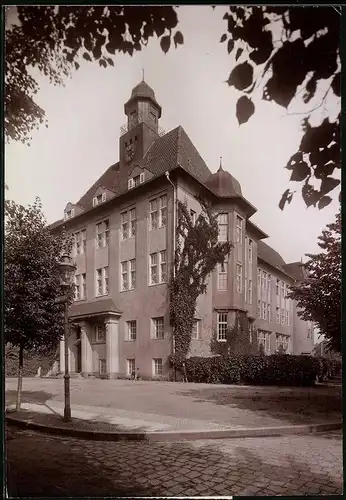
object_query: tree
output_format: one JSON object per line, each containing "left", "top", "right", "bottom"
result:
{"left": 211, "top": 311, "right": 259, "bottom": 356}
{"left": 5, "top": 197, "right": 74, "bottom": 410}
{"left": 6, "top": 6, "right": 340, "bottom": 208}
{"left": 288, "top": 210, "right": 341, "bottom": 352}
{"left": 222, "top": 6, "right": 341, "bottom": 210}
{"left": 169, "top": 200, "right": 232, "bottom": 369}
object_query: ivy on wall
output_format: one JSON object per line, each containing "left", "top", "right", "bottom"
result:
{"left": 210, "top": 311, "right": 259, "bottom": 356}
{"left": 169, "top": 198, "right": 232, "bottom": 368}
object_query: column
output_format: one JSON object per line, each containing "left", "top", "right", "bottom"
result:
{"left": 81, "top": 322, "right": 93, "bottom": 377}
{"left": 59, "top": 338, "right": 65, "bottom": 373}
{"left": 106, "top": 317, "right": 120, "bottom": 378}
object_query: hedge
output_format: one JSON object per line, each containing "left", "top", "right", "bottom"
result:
{"left": 184, "top": 354, "right": 342, "bottom": 387}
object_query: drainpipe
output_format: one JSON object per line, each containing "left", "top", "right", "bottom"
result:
{"left": 165, "top": 171, "right": 177, "bottom": 380}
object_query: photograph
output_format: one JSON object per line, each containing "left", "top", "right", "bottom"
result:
{"left": 5, "top": 4, "right": 342, "bottom": 497}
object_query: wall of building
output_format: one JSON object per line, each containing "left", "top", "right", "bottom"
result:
{"left": 292, "top": 303, "right": 314, "bottom": 354}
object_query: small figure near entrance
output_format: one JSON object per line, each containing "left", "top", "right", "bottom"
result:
{"left": 131, "top": 368, "right": 141, "bottom": 381}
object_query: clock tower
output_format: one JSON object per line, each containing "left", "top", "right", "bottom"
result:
{"left": 120, "top": 79, "right": 162, "bottom": 166}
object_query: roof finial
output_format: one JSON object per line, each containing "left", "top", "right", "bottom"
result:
{"left": 142, "top": 68, "right": 145, "bottom": 82}
{"left": 218, "top": 156, "right": 223, "bottom": 172}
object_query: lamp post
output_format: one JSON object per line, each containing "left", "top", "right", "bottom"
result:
{"left": 57, "top": 254, "right": 76, "bottom": 422}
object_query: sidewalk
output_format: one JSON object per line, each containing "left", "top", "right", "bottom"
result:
{"left": 6, "top": 399, "right": 342, "bottom": 441}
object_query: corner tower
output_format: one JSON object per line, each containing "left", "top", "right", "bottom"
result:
{"left": 119, "top": 79, "right": 162, "bottom": 166}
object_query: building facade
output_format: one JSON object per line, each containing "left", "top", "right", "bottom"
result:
{"left": 52, "top": 80, "right": 314, "bottom": 379}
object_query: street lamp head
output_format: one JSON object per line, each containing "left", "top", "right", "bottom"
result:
{"left": 58, "top": 254, "right": 76, "bottom": 287}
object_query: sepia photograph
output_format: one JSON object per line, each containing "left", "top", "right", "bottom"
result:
{"left": 5, "top": 4, "right": 342, "bottom": 497}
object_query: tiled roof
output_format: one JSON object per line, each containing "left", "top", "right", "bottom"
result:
{"left": 257, "top": 240, "right": 293, "bottom": 278}
{"left": 67, "top": 126, "right": 212, "bottom": 216}
{"left": 283, "top": 261, "right": 307, "bottom": 281}
{"left": 70, "top": 298, "right": 121, "bottom": 319}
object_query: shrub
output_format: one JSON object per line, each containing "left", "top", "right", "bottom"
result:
{"left": 5, "top": 343, "right": 57, "bottom": 377}
{"left": 184, "top": 354, "right": 327, "bottom": 387}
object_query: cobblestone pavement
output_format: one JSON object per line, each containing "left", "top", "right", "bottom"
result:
{"left": 6, "top": 427, "right": 342, "bottom": 497}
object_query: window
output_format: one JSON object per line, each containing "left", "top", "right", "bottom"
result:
{"left": 257, "top": 300, "right": 261, "bottom": 318}
{"left": 191, "top": 319, "right": 201, "bottom": 340}
{"left": 159, "top": 195, "right": 167, "bottom": 227}
{"left": 217, "top": 213, "right": 228, "bottom": 242}
{"left": 130, "top": 209, "right": 136, "bottom": 237}
{"left": 149, "top": 199, "right": 158, "bottom": 230}
{"left": 96, "top": 267, "right": 108, "bottom": 296}
{"left": 127, "top": 358, "right": 136, "bottom": 376}
{"left": 258, "top": 330, "right": 270, "bottom": 354}
{"left": 285, "top": 310, "right": 289, "bottom": 326}
{"left": 276, "top": 306, "right": 280, "bottom": 323}
{"left": 236, "top": 215, "right": 243, "bottom": 244}
{"left": 159, "top": 251, "right": 167, "bottom": 283}
{"left": 130, "top": 259, "right": 136, "bottom": 289}
{"left": 257, "top": 269, "right": 261, "bottom": 288}
{"left": 153, "top": 358, "right": 163, "bottom": 376}
{"left": 190, "top": 209, "right": 196, "bottom": 225}
{"left": 236, "top": 263, "right": 242, "bottom": 293}
{"left": 281, "top": 308, "right": 285, "bottom": 325}
{"left": 121, "top": 212, "right": 128, "bottom": 240}
{"left": 150, "top": 110, "right": 157, "bottom": 122}
{"left": 218, "top": 256, "right": 228, "bottom": 291}
{"left": 74, "top": 273, "right": 86, "bottom": 300}
{"left": 267, "top": 274, "right": 272, "bottom": 301}
{"left": 99, "top": 359, "right": 106, "bottom": 375}
{"left": 267, "top": 304, "right": 271, "bottom": 322}
{"left": 65, "top": 208, "right": 75, "bottom": 220}
{"left": 121, "top": 260, "right": 136, "bottom": 291}
{"left": 94, "top": 325, "right": 106, "bottom": 343}
{"left": 73, "top": 230, "right": 86, "bottom": 256}
{"left": 133, "top": 175, "right": 140, "bottom": 187}
{"left": 152, "top": 317, "right": 164, "bottom": 339}
{"left": 262, "top": 301, "right": 267, "bottom": 321}
{"left": 217, "top": 312, "right": 228, "bottom": 341}
{"left": 262, "top": 271, "right": 267, "bottom": 290}
{"left": 276, "top": 279, "right": 280, "bottom": 296}
{"left": 96, "top": 220, "right": 109, "bottom": 249}
{"left": 248, "top": 279, "right": 253, "bottom": 304}
{"left": 150, "top": 253, "right": 158, "bottom": 285}
{"left": 276, "top": 334, "right": 290, "bottom": 353}
{"left": 248, "top": 238, "right": 253, "bottom": 263}
{"left": 127, "top": 321, "right": 137, "bottom": 341}
{"left": 93, "top": 193, "right": 106, "bottom": 206}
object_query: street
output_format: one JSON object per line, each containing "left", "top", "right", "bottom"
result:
{"left": 6, "top": 426, "right": 342, "bottom": 497}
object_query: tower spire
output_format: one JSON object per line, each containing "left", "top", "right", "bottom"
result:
{"left": 141, "top": 68, "right": 145, "bottom": 82}
{"left": 218, "top": 156, "right": 223, "bottom": 171}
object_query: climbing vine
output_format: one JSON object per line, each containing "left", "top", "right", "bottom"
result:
{"left": 169, "top": 199, "right": 232, "bottom": 368}
{"left": 210, "top": 311, "right": 259, "bottom": 356}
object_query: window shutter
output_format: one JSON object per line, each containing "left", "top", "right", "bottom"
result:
{"left": 93, "top": 197, "right": 98, "bottom": 207}
{"left": 102, "top": 192, "right": 107, "bottom": 202}
{"left": 71, "top": 208, "right": 75, "bottom": 217}
{"left": 139, "top": 172, "right": 145, "bottom": 184}
{"left": 128, "top": 178, "right": 134, "bottom": 189}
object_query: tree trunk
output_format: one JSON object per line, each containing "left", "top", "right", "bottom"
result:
{"left": 16, "top": 344, "right": 24, "bottom": 412}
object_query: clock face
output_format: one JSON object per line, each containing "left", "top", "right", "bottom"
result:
{"left": 124, "top": 142, "right": 136, "bottom": 163}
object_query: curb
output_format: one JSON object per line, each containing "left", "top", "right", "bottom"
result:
{"left": 5, "top": 415, "right": 342, "bottom": 442}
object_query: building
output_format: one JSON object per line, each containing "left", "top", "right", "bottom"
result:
{"left": 51, "top": 79, "right": 314, "bottom": 379}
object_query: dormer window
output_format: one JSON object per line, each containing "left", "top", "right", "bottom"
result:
{"left": 64, "top": 208, "right": 75, "bottom": 221}
{"left": 128, "top": 172, "right": 145, "bottom": 189}
{"left": 93, "top": 192, "right": 107, "bottom": 207}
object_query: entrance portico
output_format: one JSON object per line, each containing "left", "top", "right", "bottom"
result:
{"left": 60, "top": 298, "right": 122, "bottom": 378}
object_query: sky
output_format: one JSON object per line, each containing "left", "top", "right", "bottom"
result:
{"left": 5, "top": 6, "right": 341, "bottom": 267}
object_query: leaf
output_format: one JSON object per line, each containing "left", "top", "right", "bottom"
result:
{"left": 160, "top": 35, "right": 171, "bottom": 54}
{"left": 82, "top": 52, "right": 92, "bottom": 62}
{"left": 303, "top": 76, "right": 317, "bottom": 104}
{"left": 106, "top": 58, "right": 114, "bottom": 67}
{"left": 236, "top": 96, "right": 255, "bottom": 125}
{"left": 289, "top": 162, "right": 310, "bottom": 182}
{"left": 227, "top": 39, "right": 234, "bottom": 54}
{"left": 105, "top": 42, "right": 116, "bottom": 55}
{"left": 331, "top": 72, "right": 340, "bottom": 97}
{"left": 318, "top": 196, "right": 332, "bottom": 210}
{"left": 173, "top": 30, "right": 184, "bottom": 48}
{"left": 279, "top": 189, "right": 294, "bottom": 211}
{"left": 302, "top": 183, "right": 320, "bottom": 207}
{"left": 227, "top": 62, "right": 254, "bottom": 90}
{"left": 99, "top": 59, "right": 107, "bottom": 68}
{"left": 235, "top": 48, "right": 243, "bottom": 61}
{"left": 74, "top": 62, "right": 80, "bottom": 70}
{"left": 220, "top": 33, "right": 227, "bottom": 43}
{"left": 320, "top": 177, "right": 340, "bottom": 195}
